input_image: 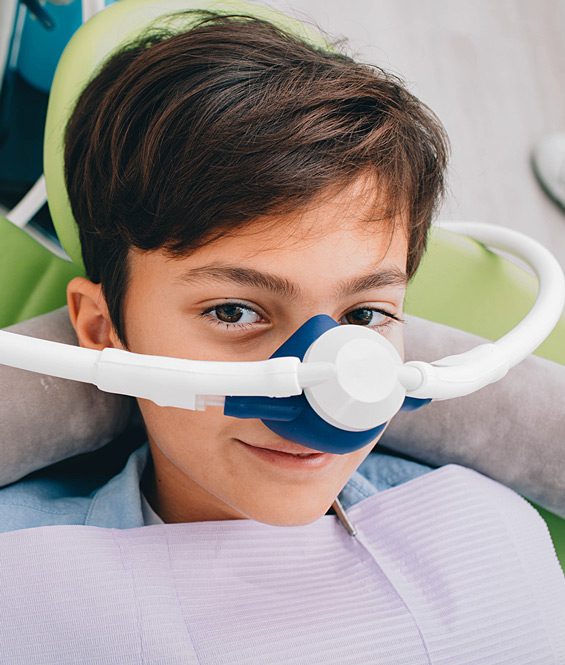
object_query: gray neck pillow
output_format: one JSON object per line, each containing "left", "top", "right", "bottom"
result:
{"left": 1, "top": 307, "right": 564, "bottom": 517}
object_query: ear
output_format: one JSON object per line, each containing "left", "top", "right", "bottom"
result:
{"left": 67, "top": 277, "right": 123, "bottom": 350}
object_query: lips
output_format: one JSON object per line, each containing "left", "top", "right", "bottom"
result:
{"left": 237, "top": 440, "right": 322, "bottom": 457}
{"left": 235, "top": 438, "right": 336, "bottom": 471}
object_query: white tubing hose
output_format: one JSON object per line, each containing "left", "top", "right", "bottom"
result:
{"left": 406, "top": 222, "right": 565, "bottom": 400}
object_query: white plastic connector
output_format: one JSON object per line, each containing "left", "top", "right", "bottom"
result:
{"left": 94, "top": 347, "right": 303, "bottom": 408}
{"left": 195, "top": 395, "right": 226, "bottom": 411}
{"left": 405, "top": 344, "right": 510, "bottom": 400}
{"left": 296, "top": 361, "right": 335, "bottom": 387}
{"left": 303, "top": 325, "right": 406, "bottom": 431}
{"left": 398, "top": 364, "right": 425, "bottom": 392}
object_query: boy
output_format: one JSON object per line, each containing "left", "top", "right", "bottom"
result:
{"left": 61, "top": 10, "right": 448, "bottom": 528}
{"left": 0, "top": 7, "right": 564, "bottom": 663}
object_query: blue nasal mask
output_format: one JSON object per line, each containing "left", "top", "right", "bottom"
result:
{"left": 0, "top": 224, "right": 563, "bottom": 456}
{"left": 224, "top": 315, "right": 429, "bottom": 454}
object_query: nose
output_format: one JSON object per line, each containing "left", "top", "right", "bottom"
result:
{"left": 224, "top": 315, "right": 428, "bottom": 454}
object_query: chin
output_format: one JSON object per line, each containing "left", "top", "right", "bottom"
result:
{"left": 243, "top": 499, "right": 334, "bottom": 528}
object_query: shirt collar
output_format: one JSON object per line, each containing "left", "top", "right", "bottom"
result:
{"left": 85, "top": 443, "right": 150, "bottom": 529}
{"left": 338, "top": 470, "right": 379, "bottom": 511}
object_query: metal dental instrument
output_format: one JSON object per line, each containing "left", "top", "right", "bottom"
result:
{"left": 332, "top": 498, "right": 357, "bottom": 537}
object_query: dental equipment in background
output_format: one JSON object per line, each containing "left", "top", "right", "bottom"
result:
{"left": 20, "top": 0, "right": 55, "bottom": 31}
{"left": 0, "top": 222, "right": 563, "bottom": 454}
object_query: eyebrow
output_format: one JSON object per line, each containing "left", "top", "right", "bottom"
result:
{"left": 178, "top": 263, "right": 408, "bottom": 299}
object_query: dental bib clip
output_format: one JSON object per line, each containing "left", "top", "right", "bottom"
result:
{"left": 0, "top": 222, "right": 564, "bottom": 454}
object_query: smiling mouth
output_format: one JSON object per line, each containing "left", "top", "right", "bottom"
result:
{"left": 235, "top": 439, "right": 335, "bottom": 469}
{"left": 237, "top": 440, "right": 322, "bottom": 456}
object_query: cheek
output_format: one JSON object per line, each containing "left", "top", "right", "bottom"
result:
{"left": 383, "top": 323, "right": 405, "bottom": 362}
{"left": 138, "top": 400, "right": 228, "bottom": 465}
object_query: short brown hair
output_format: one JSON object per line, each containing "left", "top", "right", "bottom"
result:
{"left": 65, "top": 11, "right": 449, "bottom": 345}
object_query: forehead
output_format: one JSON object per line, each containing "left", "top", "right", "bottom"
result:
{"left": 191, "top": 216, "right": 406, "bottom": 275}
{"left": 129, "top": 177, "right": 409, "bottom": 290}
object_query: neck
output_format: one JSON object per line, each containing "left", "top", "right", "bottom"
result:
{"left": 142, "top": 440, "right": 248, "bottom": 523}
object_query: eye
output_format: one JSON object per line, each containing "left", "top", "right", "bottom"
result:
{"left": 201, "top": 302, "right": 264, "bottom": 328}
{"left": 341, "top": 307, "right": 399, "bottom": 329}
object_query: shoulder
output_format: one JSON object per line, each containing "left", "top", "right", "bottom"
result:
{"left": 357, "top": 452, "right": 434, "bottom": 491}
{"left": 0, "top": 443, "right": 149, "bottom": 533}
{"left": 0, "top": 474, "right": 93, "bottom": 533}
{"left": 338, "top": 452, "right": 434, "bottom": 510}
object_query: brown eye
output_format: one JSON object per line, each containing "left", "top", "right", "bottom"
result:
{"left": 345, "top": 309, "right": 378, "bottom": 326}
{"left": 344, "top": 308, "right": 384, "bottom": 326}
{"left": 204, "top": 303, "right": 263, "bottom": 327}
{"left": 214, "top": 304, "right": 245, "bottom": 323}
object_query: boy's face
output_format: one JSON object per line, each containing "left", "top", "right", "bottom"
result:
{"left": 73, "top": 181, "right": 409, "bottom": 526}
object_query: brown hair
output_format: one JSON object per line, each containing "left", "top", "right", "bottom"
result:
{"left": 65, "top": 11, "right": 449, "bottom": 345}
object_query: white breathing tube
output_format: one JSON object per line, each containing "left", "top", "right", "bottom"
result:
{"left": 0, "top": 223, "right": 563, "bottom": 419}
{"left": 405, "top": 221, "right": 565, "bottom": 400}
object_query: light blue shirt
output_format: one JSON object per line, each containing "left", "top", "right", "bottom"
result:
{"left": 0, "top": 443, "right": 433, "bottom": 532}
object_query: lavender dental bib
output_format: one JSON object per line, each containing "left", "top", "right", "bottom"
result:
{"left": 2, "top": 465, "right": 564, "bottom": 664}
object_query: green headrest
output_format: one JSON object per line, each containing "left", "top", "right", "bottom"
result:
{"left": 43, "top": 0, "right": 330, "bottom": 268}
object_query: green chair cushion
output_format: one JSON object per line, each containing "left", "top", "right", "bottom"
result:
{"left": 0, "top": 217, "right": 82, "bottom": 328}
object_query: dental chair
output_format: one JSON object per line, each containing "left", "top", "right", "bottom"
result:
{"left": 1, "top": 0, "right": 564, "bottom": 572}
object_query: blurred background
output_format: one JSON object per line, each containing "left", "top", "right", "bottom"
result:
{"left": 1, "top": 0, "right": 564, "bottom": 267}
{"left": 266, "top": 0, "right": 565, "bottom": 268}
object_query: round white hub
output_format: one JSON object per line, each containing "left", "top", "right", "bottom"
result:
{"left": 303, "top": 326, "right": 406, "bottom": 432}
{"left": 336, "top": 338, "right": 399, "bottom": 403}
